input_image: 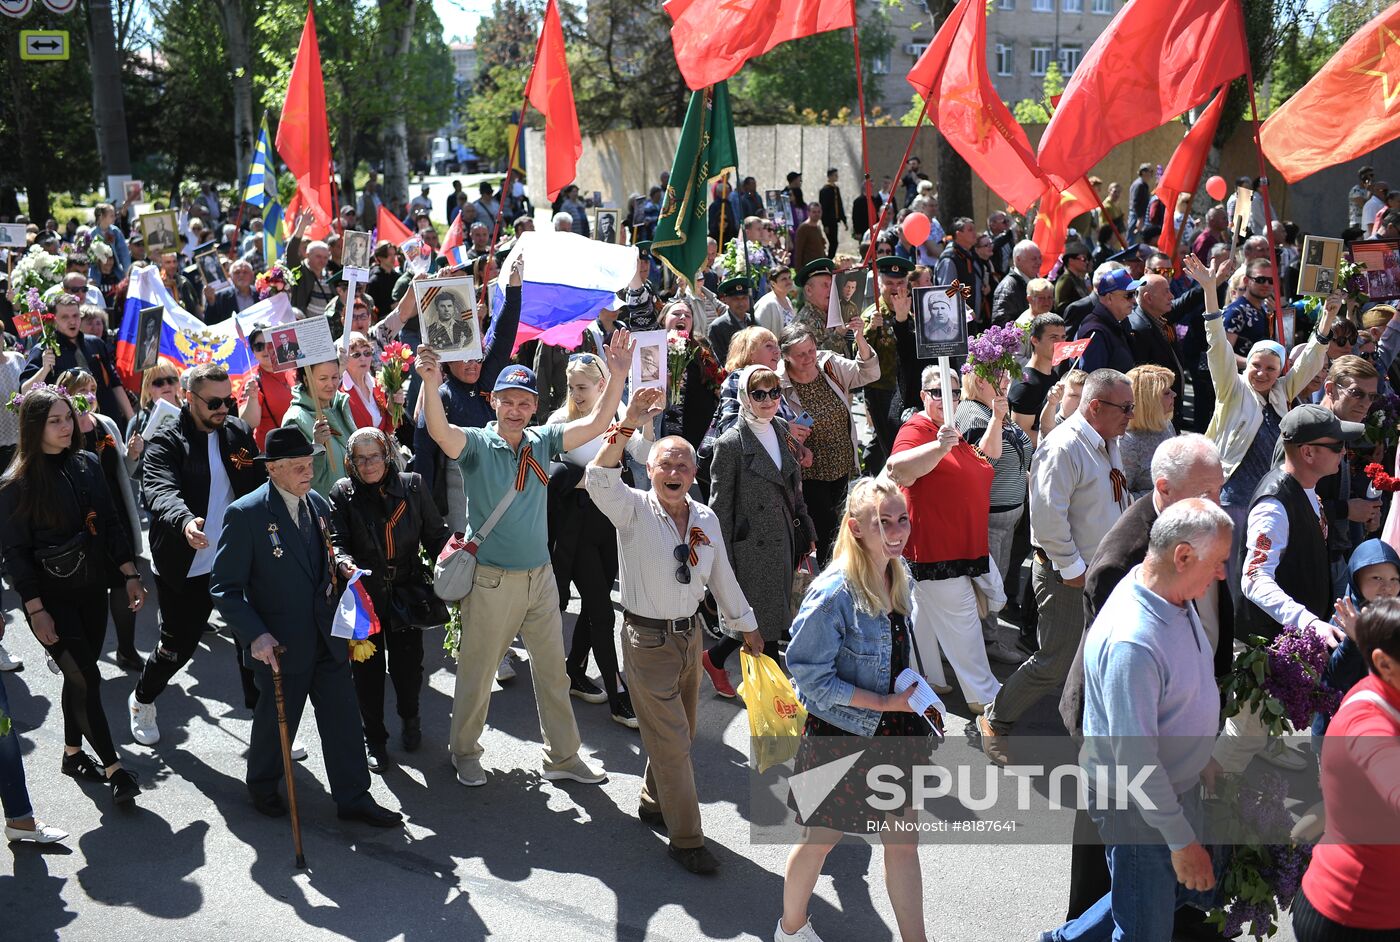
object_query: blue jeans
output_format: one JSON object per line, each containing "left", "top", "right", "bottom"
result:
{"left": 0, "top": 672, "right": 33, "bottom": 821}
{"left": 1046, "top": 790, "right": 1221, "bottom": 942}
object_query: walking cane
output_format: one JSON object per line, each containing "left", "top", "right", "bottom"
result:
{"left": 270, "top": 646, "right": 306, "bottom": 869}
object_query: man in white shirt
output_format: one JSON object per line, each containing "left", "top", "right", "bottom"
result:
{"left": 1362, "top": 179, "right": 1389, "bottom": 232}
{"left": 1218, "top": 405, "right": 1363, "bottom": 774}
{"left": 979, "top": 368, "right": 1134, "bottom": 764}
{"left": 587, "top": 390, "right": 761, "bottom": 876}
{"left": 1348, "top": 166, "right": 1374, "bottom": 229}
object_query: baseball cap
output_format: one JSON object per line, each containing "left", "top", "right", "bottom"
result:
{"left": 1095, "top": 269, "right": 1142, "bottom": 296}
{"left": 493, "top": 364, "right": 539, "bottom": 395}
{"left": 1279, "top": 404, "right": 1365, "bottom": 446}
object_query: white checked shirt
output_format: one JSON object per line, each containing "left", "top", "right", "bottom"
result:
{"left": 585, "top": 465, "right": 757, "bottom": 632}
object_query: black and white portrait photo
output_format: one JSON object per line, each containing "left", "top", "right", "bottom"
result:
{"left": 912, "top": 285, "right": 968, "bottom": 360}
{"left": 413, "top": 276, "right": 483, "bottom": 363}
{"left": 195, "top": 250, "right": 226, "bottom": 289}
{"left": 1314, "top": 267, "right": 1335, "bottom": 296}
{"left": 140, "top": 210, "right": 179, "bottom": 256}
{"left": 593, "top": 209, "right": 620, "bottom": 245}
{"left": 629, "top": 329, "right": 668, "bottom": 392}
{"left": 341, "top": 229, "right": 372, "bottom": 271}
{"left": 135, "top": 304, "right": 164, "bottom": 371}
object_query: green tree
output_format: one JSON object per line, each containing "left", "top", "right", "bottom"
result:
{"left": 465, "top": 63, "right": 533, "bottom": 163}
{"left": 1009, "top": 61, "right": 1064, "bottom": 125}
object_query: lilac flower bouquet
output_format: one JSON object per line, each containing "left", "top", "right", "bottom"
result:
{"left": 960, "top": 323, "right": 1025, "bottom": 388}
{"left": 1207, "top": 771, "right": 1313, "bottom": 939}
{"left": 1222, "top": 624, "right": 1340, "bottom": 737}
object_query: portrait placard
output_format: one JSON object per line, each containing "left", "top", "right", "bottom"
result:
{"left": 139, "top": 210, "right": 180, "bottom": 257}
{"left": 268, "top": 316, "right": 337, "bottom": 372}
{"left": 413, "top": 276, "right": 483, "bottom": 363}
{"left": 135, "top": 304, "right": 164, "bottom": 371}
{"left": 1298, "top": 235, "right": 1343, "bottom": 297}
{"left": 341, "top": 229, "right": 372, "bottom": 273}
{"left": 629, "top": 329, "right": 667, "bottom": 392}
{"left": 912, "top": 285, "right": 969, "bottom": 360}
{"left": 0, "top": 223, "right": 26, "bottom": 248}
{"left": 593, "top": 208, "right": 620, "bottom": 245}
{"left": 193, "top": 248, "right": 228, "bottom": 291}
{"left": 1348, "top": 239, "right": 1400, "bottom": 301}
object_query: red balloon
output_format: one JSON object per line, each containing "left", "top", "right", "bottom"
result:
{"left": 902, "top": 212, "right": 932, "bottom": 246}
{"left": 1205, "top": 175, "right": 1228, "bottom": 201}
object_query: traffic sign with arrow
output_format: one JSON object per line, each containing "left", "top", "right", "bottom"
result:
{"left": 19, "top": 30, "right": 69, "bottom": 62}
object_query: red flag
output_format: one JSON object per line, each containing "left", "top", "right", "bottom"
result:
{"left": 1036, "top": 0, "right": 1248, "bottom": 188}
{"left": 907, "top": 0, "right": 1047, "bottom": 213}
{"left": 525, "top": 0, "right": 581, "bottom": 203}
{"left": 1154, "top": 88, "right": 1229, "bottom": 260}
{"left": 275, "top": 6, "right": 335, "bottom": 240}
{"left": 1261, "top": 2, "right": 1400, "bottom": 182}
{"left": 665, "top": 0, "right": 854, "bottom": 91}
{"left": 1052, "top": 338, "right": 1092, "bottom": 367}
{"left": 440, "top": 212, "right": 467, "bottom": 265}
{"left": 1032, "top": 177, "right": 1097, "bottom": 276}
{"left": 376, "top": 204, "right": 414, "bottom": 246}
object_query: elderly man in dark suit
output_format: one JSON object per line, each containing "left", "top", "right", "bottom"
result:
{"left": 211, "top": 427, "right": 400, "bottom": 827}
{"left": 1057, "top": 433, "right": 1229, "bottom": 924}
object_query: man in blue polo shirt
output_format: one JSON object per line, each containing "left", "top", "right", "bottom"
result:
{"left": 417, "top": 330, "right": 633, "bottom": 788}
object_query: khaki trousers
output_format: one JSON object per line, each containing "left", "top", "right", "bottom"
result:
{"left": 449, "top": 563, "right": 582, "bottom": 770}
{"left": 623, "top": 616, "right": 705, "bottom": 849}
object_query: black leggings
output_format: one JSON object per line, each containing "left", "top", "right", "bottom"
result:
{"left": 1293, "top": 888, "right": 1400, "bottom": 941}
{"left": 108, "top": 584, "right": 137, "bottom": 659}
{"left": 556, "top": 494, "right": 624, "bottom": 708}
{"left": 40, "top": 587, "right": 120, "bottom": 767}
{"left": 801, "top": 475, "right": 849, "bottom": 568}
{"left": 351, "top": 626, "right": 425, "bottom": 744}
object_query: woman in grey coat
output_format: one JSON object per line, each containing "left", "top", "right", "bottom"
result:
{"left": 702, "top": 365, "right": 816, "bottom": 698}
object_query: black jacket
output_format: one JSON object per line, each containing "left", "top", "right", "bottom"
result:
{"left": 992, "top": 271, "right": 1029, "bottom": 327}
{"left": 1059, "top": 495, "right": 1234, "bottom": 740}
{"left": 141, "top": 407, "right": 266, "bottom": 580}
{"left": 1076, "top": 305, "right": 1136, "bottom": 374}
{"left": 1240, "top": 469, "right": 1332, "bottom": 641}
{"left": 328, "top": 471, "right": 448, "bottom": 631}
{"left": 706, "top": 311, "right": 753, "bottom": 367}
{"left": 20, "top": 332, "right": 127, "bottom": 422}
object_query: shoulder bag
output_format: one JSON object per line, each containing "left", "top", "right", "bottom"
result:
{"left": 372, "top": 478, "right": 451, "bottom": 628}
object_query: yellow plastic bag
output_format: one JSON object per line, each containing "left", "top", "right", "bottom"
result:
{"left": 738, "top": 651, "right": 808, "bottom": 772}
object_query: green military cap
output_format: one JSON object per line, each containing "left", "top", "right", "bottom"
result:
{"left": 795, "top": 257, "right": 836, "bottom": 287}
{"left": 716, "top": 275, "right": 752, "bottom": 296}
{"left": 633, "top": 240, "right": 653, "bottom": 258}
{"left": 875, "top": 255, "right": 914, "bottom": 277}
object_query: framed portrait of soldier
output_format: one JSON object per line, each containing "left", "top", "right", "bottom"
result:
{"left": 593, "top": 208, "right": 620, "bottom": 245}
{"left": 912, "top": 285, "right": 968, "bottom": 360}
{"left": 135, "top": 304, "right": 164, "bottom": 371}
{"left": 193, "top": 248, "right": 228, "bottom": 291}
{"left": 341, "top": 229, "right": 372, "bottom": 272}
{"left": 764, "top": 189, "right": 783, "bottom": 220}
{"left": 413, "top": 275, "right": 483, "bottom": 363}
{"left": 835, "top": 267, "right": 870, "bottom": 318}
{"left": 1348, "top": 238, "right": 1400, "bottom": 301}
{"left": 139, "top": 210, "right": 180, "bottom": 257}
{"left": 1299, "top": 236, "right": 1343, "bottom": 297}
{"left": 629, "top": 330, "right": 667, "bottom": 392}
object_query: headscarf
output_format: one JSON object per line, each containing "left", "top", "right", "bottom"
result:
{"left": 1247, "top": 338, "right": 1287, "bottom": 366}
{"left": 736, "top": 364, "right": 776, "bottom": 426}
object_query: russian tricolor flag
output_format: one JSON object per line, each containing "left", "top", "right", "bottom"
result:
{"left": 489, "top": 229, "right": 638, "bottom": 352}
{"left": 332, "top": 569, "right": 382, "bottom": 662}
{"left": 441, "top": 213, "right": 470, "bottom": 268}
{"left": 115, "top": 266, "right": 257, "bottom": 393}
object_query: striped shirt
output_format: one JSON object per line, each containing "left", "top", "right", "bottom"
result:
{"left": 955, "top": 399, "right": 1032, "bottom": 512}
{"left": 584, "top": 464, "right": 757, "bottom": 632}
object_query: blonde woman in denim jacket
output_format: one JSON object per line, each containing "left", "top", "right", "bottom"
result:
{"left": 778, "top": 476, "right": 941, "bottom": 942}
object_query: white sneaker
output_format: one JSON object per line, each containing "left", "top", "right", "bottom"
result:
{"left": 5, "top": 821, "right": 68, "bottom": 844}
{"left": 1261, "top": 738, "right": 1308, "bottom": 772}
{"left": 453, "top": 754, "right": 486, "bottom": 787}
{"left": 128, "top": 691, "right": 160, "bottom": 745}
{"left": 0, "top": 642, "right": 21, "bottom": 672}
{"left": 496, "top": 653, "right": 516, "bottom": 682}
{"left": 542, "top": 755, "right": 606, "bottom": 785}
{"left": 775, "top": 918, "right": 826, "bottom": 942}
{"left": 291, "top": 740, "right": 307, "bottom": 762}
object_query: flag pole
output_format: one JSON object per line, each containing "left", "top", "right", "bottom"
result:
{"left": 1237, "top": 4, "right": 1287, "bottom": 349}
{"left": 848, "top": 0, "right": 876, "bottom": 262}
{"left": 487, "top": 1, "right": 552, "bottom": 268}
{"left": 862, "top": 94, "right": 931, "bottom": 269}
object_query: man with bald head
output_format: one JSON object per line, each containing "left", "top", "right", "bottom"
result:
{"left": 587, "top": 392, "right": 760, "bottom": 875}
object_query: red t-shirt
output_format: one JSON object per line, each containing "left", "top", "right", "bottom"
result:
{"left": 253, "top": 365, "right": 293, "bottom": 450}
{"left": 1301, "top": 674, "right": 1400, "bottom": 930}
{"left": 891, "top": 411, "right": 993, "bottom": 568}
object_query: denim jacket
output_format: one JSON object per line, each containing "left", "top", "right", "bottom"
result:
{"left": 786, "top": 565, "right": 909, "bottom": 737}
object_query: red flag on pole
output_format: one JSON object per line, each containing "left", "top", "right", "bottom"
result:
{"left": 525, "top": 0, "right": 581, "bottom": 203}
{"left": 1032, "top": 177, "right": 1098, "bottom": 277}
{"left": 1261, "top": 2, "right": 1400, "bottom": 182}
{"left": 664, "top": 0, "right": 854, "bottom": 91}
{"left": 376, "top": 204, "right": 414, "bottom": 246}
{"left": 1154, "top": 88, "right": 1229, "bottom": 261}
{"left": 275, "top": 5, "right": 335, "bottom": 240}
{"left": 906, "top": 0, "right": 1047, "bottom": 214}
{"left": 1036, "top": 0, "right": 1248, "bottom": 188}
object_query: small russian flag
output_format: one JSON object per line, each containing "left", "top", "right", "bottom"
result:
{"left": 332, "top": 570, "right": 382, "bottom": 662}
{"left": 441, "top": 212, "right": 469, "bottom": 268}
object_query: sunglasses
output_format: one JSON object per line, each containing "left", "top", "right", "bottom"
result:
{"left": 1094, "top": 398, "right": 1135, "bottom": 415}
{"left": 1309, "top": 441, "right": 1346, "bottom": 453}
{"left": 569, "top": 353, "right": 600, "bottom": 365}
{"left": 251, "top": 341, "right": 267, "bottom": 352}
{"left": 349, "top": 349, "right": 374, "bottom": 359}
{"left": 672, "top": 544, "right": 692, "bottom": 585}
{"left": 748, "top": 388, "right": 782, "bottom": 402}
{"left": 1338, "top": 384, "right": 1377, "bottom": 403}
{"left": 1249, "top": 276, "right": 1275, "bottom": 286}
{"left": 151, "top": 376, "right": 179, "bottom": 388}
{"left": 201, "top": 395, "right": 237, "bottom": 412}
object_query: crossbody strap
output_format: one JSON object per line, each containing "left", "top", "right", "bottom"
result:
{"left": 471, "top": 443, "right": 548, "bottom": 548}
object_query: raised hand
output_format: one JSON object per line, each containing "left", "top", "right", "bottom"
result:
{"left": 604, "top": 327, "right": 634, "bottom": 373}
{"left": 415, "top": 344, "right": 443, "bottom": 386}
